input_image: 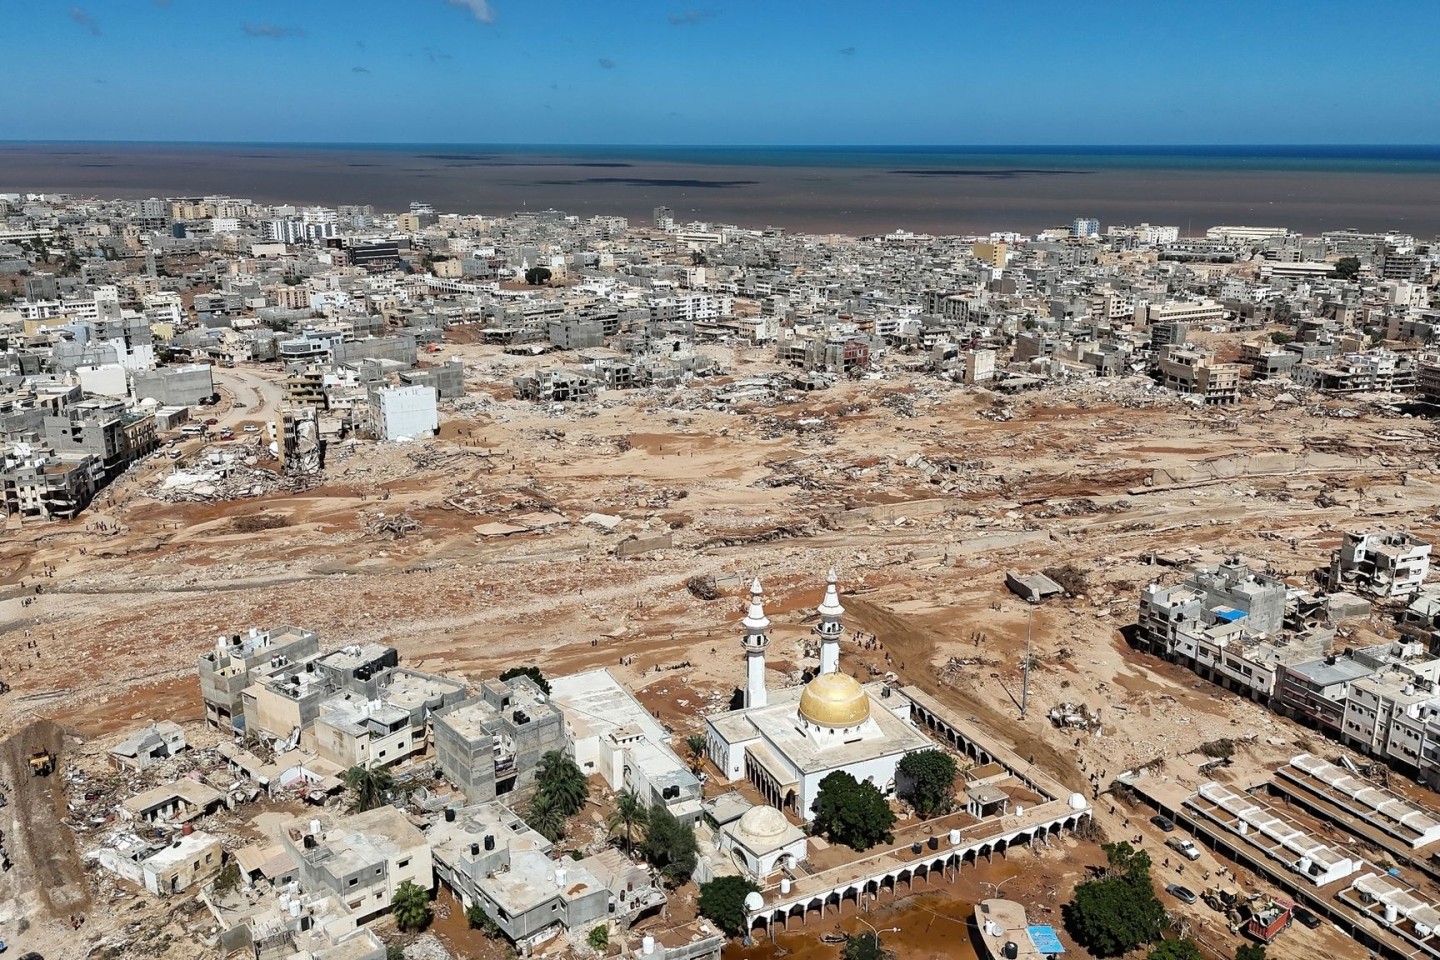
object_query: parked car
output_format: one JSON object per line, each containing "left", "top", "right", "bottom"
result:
{"left": 1166, "top": 837, "right": 1201, "bottom": 861}
{"left": 1150, "top": 814, "right": 1176, "bottom": 832}
{"left": 1165, "top": 884, "right": 1197, "bottom": 905}
{"left": 204, "top": 417, "right": 219, "bottom": 426}
{"left": 1293, "top": 907, "right": 1321, "bottom": 929}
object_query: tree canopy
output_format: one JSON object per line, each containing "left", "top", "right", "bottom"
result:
{"left": 896, "top": 749, "right": 958, "bottom": 818}
{"left": 1064, "top": 842, "right": 1167, "bottom": 957}
{"left": 466, "top": 899, "right": 499, "bottom": 936}
{"left": 392, "top": 879, "right": 431, "bottom": 932}
{"left": 811, "top": 771, "right": 896, "bottom": 850}
{"left": 698, "top": 875, "right": 761, "bottom": 937}
{"left": 1148, "top": 939, "right": 1202, "bottom": 960}
{"left": 499, "top": 665, "right": 551, "bottom": 694}
{"left": 607, "top": 788, "right": 650, "bottom": 852}
{"left": 344, "top": 765, "right": 394, "bottom": 813}
{"left": 529, "top": 749, "right": 588, "bottom": 839}
{"left": 525, "top": 266, "right": 552, "bottom": 285}
{"left": 1332, "top": 256, "right": 1362, "bottom": 281}
{"left": 842, "top": 932, "right": 896, "bottom": 960}
{"left": 534, "top": 750, "right": 588, "bottom": 816}
{"left": 642, "top": 802, "right": 700, "bottom": 886}
{"left": 1234, "top": 944, "right": 1267, "bottom": 960}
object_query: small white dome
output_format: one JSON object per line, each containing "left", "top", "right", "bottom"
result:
{"left": 1069, "top": 792, "right": 1088, "bottom": 810}
{"left": 737, "top": 804, "right": 789, "bottom": 840}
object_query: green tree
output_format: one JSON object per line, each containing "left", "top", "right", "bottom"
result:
{"left": 641, "top": 802, "right": 700, "bottom": 886}
{"left": 588, "top": 924, "right": 610, "bottom": 951}
{"left": 896, "top": 749, "right": 958, "bottom": 818}
{"left": 211, "top": 861, "right": 242, "bottom": 897}
{"left": 525, "top": 266, "right": 552, "bottom": 285}
{"left": 1234, "top": 945, "right": 1267, "bottom": 960}
{"left": 392, "top": 879, "right": 431, "bottom": 932}
{"left": 528, "top": 793, "right": 568, "bottom": 841}
{"left": 685, "top": 734, "right": 707, "bottom": 773}
{"left": 697, "top": 875, "right": 761, "bottom": 937}
{"left": 810, "top": 771, "right": 896, "bottom": 851}
{"left": 466, "top": 899, "right": 499, "bottom": 936}
{"left": 1064, "top": 842, "right": 1167, "bottom": 957}
{"left": 344, "top": 765, "right": 395, "bottom": 813}
{"left": 607, "top": 788, "right": 650, "bottom": 852}
{"left": 1269, "top": 331, "right": 1294, "bottom": 345}
{"left": 534, "top": 750, "right": 589, "bottom": 816}
{"left": 842, "top": 932, "right": 896, "bottom": 960}
{"left": 386, "top": 946, "right": 405, "bottom": 960}
{"left": 499, "top": 665, "right": 551, "bottom": 694}
{"left": 1271, "top": 299, "right": 1293, "bottom": 326}
{"left": 1332, "top": 256, "right": 1362, "bottom": 281}
{"left": 1148, "top": 939, "right": 1202, "bottom": 960}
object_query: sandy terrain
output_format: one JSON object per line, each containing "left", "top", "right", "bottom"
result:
{"left": 2, "top": 342, "right": 1439, "bottom": 959}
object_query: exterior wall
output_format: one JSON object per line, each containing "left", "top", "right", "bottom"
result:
{"left": 133, "top": 364, "right": 215, "bottom": 406}
{"left": 374, "top": 386, "right": 438, "bottom": 440}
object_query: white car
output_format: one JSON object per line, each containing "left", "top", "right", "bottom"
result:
{"left": 1167, "top": 837, "right": 1201, "bottom": 861}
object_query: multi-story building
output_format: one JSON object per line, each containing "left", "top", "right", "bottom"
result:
{"left": 196, "top": 625, "right": 321, "bottom": 733}
{"left": 280, "top": 806, "right": 432, "bottom": 923}
{"left": 1137, "top": 559, "right": 1288, "bottom": 654}
{"left": 433, "top": 674, "right": 565, "bottom": 806}
{"left": 1155, "top": 347, "right": 1241, "bottom": 405}
{"left": 1327, "top": 531, "right": 1432, "bottom": 599}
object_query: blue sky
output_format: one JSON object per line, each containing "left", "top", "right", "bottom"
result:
{"left": 7, "top": 0, "right": 1440, "bottom": 144}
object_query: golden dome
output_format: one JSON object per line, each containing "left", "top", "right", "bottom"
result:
{"left": 798, "top": 672, "right": 871, "bottom": 728}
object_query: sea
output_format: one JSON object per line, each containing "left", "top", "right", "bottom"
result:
{"left": 2, "top": 142, "right": 1439, "bottom": 237}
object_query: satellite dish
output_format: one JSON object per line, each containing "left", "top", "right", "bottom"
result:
{"left": 743, "top": 892, "right": 765, "bottom": 912}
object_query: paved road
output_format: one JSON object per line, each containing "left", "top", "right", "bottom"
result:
{"left": 212, "top": 364, "right": 286, "bottom": 428}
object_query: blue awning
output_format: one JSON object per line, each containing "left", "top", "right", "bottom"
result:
{"left": 1028, "top": 926, "right": 1065, "bottom": 955}
{"left": 1214, "top": 608, "right": 1246, "bottom": 623}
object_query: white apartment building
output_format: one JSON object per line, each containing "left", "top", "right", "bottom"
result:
{"left": 1138, "top": 299, "right": 1226, "bottom": 327}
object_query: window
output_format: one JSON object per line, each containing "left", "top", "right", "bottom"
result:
{"left": 349, "top": 878, "right": 358, "bottom": 887}
{"left": 398, "top": 858, "right": 411, "bottom": 869}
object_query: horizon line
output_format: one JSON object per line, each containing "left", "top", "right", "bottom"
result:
{"left": 2, "top": 140, "right": 1440, "bottom": 150}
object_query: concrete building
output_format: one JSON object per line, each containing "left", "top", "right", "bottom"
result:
{"left": 433, "top": 674, "right": 564, "bottom": 806}
{"left": 1327, "top": 531, "right": 1432, "bottom": 599}
{"left": 1137, "top": 559, "right": 1288, "bottom": 652}
{"left": 132, "top": 363, "right": 215, "bottom": 406}
{"left": 240, "top": 642, "right": 399, "bottom": 745}
{"left": 280, "top": 806, "right": 432, "bottom": 923}
{"left": 549, "top": 668, "right": 703, "bottom": 823}
{"left": 108, "top": 720, "right": 188, "bottom": 772}
{"left": 306, "top": 668, "right": 467, "bottom": 771}
{"left": 197, "top": 625, "right": 322, "bottom": 733}
{"left": 513, "top": 369, "right": 597, "bottom": 403}
{"left": 100, "top": 830, "right": 224, "bottom": 897}
{"left": 368, "top": 384, "right": 437, "bottom": 440}
{"left": 1155, "top": 346, "right": 1241, "bottom": 404}
{"left": 430, "top": 801, "right": 667, "bottom": 952}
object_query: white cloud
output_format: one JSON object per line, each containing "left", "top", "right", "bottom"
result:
{"left": 444, "top": 0, "right": 497, "bottom": 24}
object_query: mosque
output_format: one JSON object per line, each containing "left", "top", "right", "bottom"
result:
{"left": 704, "top": 571, "right": 935, "bottom": 821}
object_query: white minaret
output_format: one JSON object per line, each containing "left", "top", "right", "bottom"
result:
{"left": 815, "top": 567, "right": 844, "bottom": 676}
{"left": 741, "top": 577, "right": 771, "bottom": 708}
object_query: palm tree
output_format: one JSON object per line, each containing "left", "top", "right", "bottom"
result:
{"left": 535, "top": 750, "right": 589, "bottom": 817}
{"left": 685, "top": 734, "right": 707, "bottom": 774}
{"left": 607, "top": 789, "right": 650, "bottom": 853}
{"left": 528, "top": 793, "right": 567, "bottom": 842}
{"left": 344, "top": 765, "right": 395, "bottom": 813}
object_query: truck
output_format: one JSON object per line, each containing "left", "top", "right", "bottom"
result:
{"left": 1166, "top": 837, "right": 1201, "bottom": 861}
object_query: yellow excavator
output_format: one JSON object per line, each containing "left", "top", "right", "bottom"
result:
{"left": 28, "top": 750, "right": 54, "bottom": 776}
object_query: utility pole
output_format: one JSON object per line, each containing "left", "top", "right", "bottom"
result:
{"left": 1021, "top": 599, "right": 1035, "bottom": 719}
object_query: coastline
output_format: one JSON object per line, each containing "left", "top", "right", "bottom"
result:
{"left": 2, "top": 142, "right": 1439, "bottom": 235}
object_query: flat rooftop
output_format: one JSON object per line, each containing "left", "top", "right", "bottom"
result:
{"left": 1279, "top": 753, "right": 1440, "bottom": 850}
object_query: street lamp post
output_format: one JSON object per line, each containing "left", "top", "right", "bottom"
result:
{"left": 854, "top": 917, "right": 901, "bottom": 949}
